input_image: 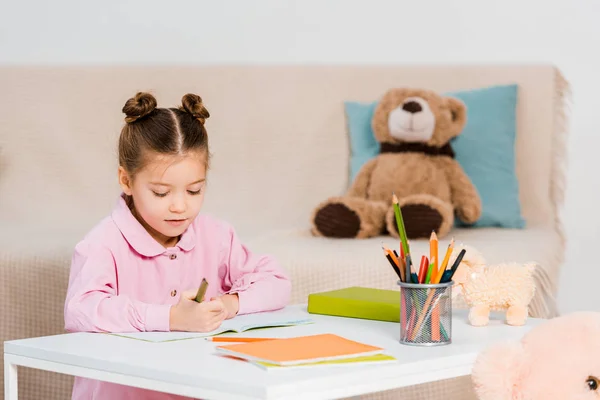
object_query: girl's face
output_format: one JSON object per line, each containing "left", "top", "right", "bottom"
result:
{"left": 119, "top": 151, "right": 207, "bottom": 248}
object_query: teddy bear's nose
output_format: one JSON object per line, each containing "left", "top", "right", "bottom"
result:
{"left": 402, "top": 101, "right": 422, "bottom": 113}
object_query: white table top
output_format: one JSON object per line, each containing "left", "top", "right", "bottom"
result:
{"left": 4, "top": 305, "right": 542, "bottom": 400}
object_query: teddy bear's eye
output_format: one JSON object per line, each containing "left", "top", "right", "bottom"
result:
{"left": 586, "top": 376, "right": 599, "bottom": 391}
{"left": 450, "top": 110, "right": 457, "bottom": 121}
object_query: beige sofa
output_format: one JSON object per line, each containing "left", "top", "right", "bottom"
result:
{"left": 0, "top": 65, "right": 570, "bottom": 399}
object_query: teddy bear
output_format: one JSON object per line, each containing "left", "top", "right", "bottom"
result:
{"left": 310, "top": 87, "right": 482, "bottom": 240}
{"left": 448, "top": 245, "right": 537, "bottom": 326}
{"left": 471, "top": 311, "right": 600, "bottom": 399}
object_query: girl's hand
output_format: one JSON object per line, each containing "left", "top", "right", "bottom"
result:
{"left": 169, "top": 291, "right": 227, "bottom": 332}
{"left": 212, "top": 294, "right": 239, "bottom": 319}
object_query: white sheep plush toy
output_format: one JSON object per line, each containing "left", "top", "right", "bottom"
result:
{"left": 448, "top": 245, "right": 537, "bottom": 327}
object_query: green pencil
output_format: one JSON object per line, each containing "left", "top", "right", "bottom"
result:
{"left": 195, "top": 278, "right": 208, "bottom": 303}
{"left": 425, "top": 257, "right": 436, "bottom": 284}
{"left": 440, "top": 324, "right": 449, "bottom": 341}
{"left": 392, "top": 193, "right": 410, "bottom": 256}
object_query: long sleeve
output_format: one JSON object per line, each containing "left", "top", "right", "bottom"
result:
{"left": 64, "top": 241, "right": 171, "bottom": 333}
{"left": 220, "top": 224, "right": 291, "bottom": 315}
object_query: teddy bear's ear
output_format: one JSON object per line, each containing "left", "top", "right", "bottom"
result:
{"left": 471, "top": 340, "right": 528, "bottom": 400}
{"left": 445, "top": 96, "right": 467, "bottom": 131}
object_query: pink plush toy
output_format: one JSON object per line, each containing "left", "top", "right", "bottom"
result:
{"left": 472, "top": 311, "right": 600, "bottom": 399}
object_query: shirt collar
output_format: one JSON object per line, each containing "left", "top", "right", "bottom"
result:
{"left": 111, "top": 194, "right": 196, "bottom": 257}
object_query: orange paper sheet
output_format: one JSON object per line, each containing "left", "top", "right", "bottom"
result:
{"left": 217, "top": 333, "right": 383, "bottom": 366}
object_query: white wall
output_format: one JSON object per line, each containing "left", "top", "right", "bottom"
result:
{"left": 1, "top": 0, "right": 598, "bottom": 314}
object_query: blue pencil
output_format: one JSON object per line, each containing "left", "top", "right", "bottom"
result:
{"left": 441, "top": 249, "right": 466, "bottom": 283}
{"left": 405, "top": 254, "right": 418, "bottom": 284}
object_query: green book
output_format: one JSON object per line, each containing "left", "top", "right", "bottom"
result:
{"left": 307, "top": 286, "right": 400, "bottom": 323}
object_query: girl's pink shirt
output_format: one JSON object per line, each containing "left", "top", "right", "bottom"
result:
{"left": 64, "top": 195, "right": 291, "bottom": 400}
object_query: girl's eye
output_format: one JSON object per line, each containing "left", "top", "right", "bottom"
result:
{"left": 188, "top": 189, "right": 202, "bottom": 195}
{"left": 152, "top": 191, "right": 168, "bottom": 198}
{"left": 587, "top": 376, "right": 599, "bottom": 391}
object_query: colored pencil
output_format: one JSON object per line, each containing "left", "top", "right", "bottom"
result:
{"left": 409, "top": 256, "right": 419, "bottom": 284}
{"left": 440, "top": 269, "right": 452, "bottom": 283}
{"left": 195, "top": 278, "right": 208, "bottom": 303}
{"left": 410, "top": 290, "right": 436, "bottom": 340}
{"left": 401, "top": 289, "right": 407, "bottom": 335}
{"left": 383, "top": 248, "right": 402, "bottom": 280}
{"left": 406, "top": 306, "right": 417, "bottom": 340}
{"left": 425, "top": 257, "right": 436, "bottom": 284}
{"left": 440, "top": 323, "right": 449, "bottom": 341}
{"left": 431, "top": 301, "right": 440, "bottom": 341}
{"left": 412, "top": 288, "right": 446, "bottom": 341}
{"left": 392, "top": 193, "right": 410, "bottom": 257}
{"left": 400, "top": 240, "right": 409, "bottom": 260}
{"left": 383, "top": 246, "right": 404, "bottom": 282}
{"left": 417, "top": 255, "right": 429, "bottom": 283}
{"left": 434, "top": 238, "right": 454, "bottom": 283}
{"left": 394, "top": 249, "right": 407, "bottom": 281}
{"left": 430, "top": 231, "right": 438, "bottom": 281}
{"left": 442, "top": 248, "right": 466, "bottom": 283}
{"left": 405, "top": 253, "right": 414, "bottom": 284}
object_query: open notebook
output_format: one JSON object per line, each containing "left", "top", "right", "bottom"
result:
{"left": 109, "top": 307, "right": 314, "bottom": 343}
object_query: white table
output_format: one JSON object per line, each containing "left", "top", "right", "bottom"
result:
{"left": 4, "top": 305, "right": 541, "bottom": 400}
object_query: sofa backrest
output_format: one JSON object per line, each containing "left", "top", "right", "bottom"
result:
{"left": 0, "top": 65, "right": 569, "bottom": 243}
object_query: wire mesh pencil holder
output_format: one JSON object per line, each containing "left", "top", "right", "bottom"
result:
{"left": 397, "top": 280, "right": 454, "bottom": 346}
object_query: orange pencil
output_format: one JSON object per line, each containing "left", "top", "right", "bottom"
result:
{"left": 430, "top": 231, "right": 438, "bottom": 280}
{"left": 431, "top": 304, "right": 441, "bottom": 341}
{"left": 206, "top": 337, "right": 276, "bottom": 343}
{"left": 382, "top": 245, "right": 405, "bottom": 282}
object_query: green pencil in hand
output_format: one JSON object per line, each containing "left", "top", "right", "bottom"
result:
{"left": 194, "top": 278, "right": 208, "bottom": 303}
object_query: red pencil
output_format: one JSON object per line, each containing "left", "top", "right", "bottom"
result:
{"left": 418, "top": 255, "right": 429, "bottom": 283}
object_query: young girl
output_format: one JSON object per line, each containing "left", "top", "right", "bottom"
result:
{"left": 64, "top": 92, "right": 291, "bottom": 400}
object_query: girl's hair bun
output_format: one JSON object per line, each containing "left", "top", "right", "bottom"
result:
{"left": 181, "top": 93, "right": 210, "bottom": 125}
{"left": 122, "top": 92, "right": 157, "bottom": 123}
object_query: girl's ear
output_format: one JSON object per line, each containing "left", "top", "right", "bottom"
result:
{"left": 118, "top": 166, "right": 133, "bottom": 196}
{"left": 472, "top": 341, "right": 528, "bottom": 399}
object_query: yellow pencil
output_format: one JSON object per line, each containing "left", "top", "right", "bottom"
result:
{"left": 434, "top": 238, "right": 454, "bottom": 283}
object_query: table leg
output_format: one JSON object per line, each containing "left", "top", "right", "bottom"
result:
{"left": 4, "top": 359, "right": 18, "bottom": 399}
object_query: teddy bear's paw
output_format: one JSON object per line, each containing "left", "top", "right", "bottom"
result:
{"left": 386, "top": 194, "right": 454, "bottom": 239}
{"left": 506, "top": 305, "right": 528, "bottom": 326}
{"left": 313, "top": 202, "right": 362, "bottom": 238}
{"left": 312, "top": 198, "right": 387, "bottom": 239}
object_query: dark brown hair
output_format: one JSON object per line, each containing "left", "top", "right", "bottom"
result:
{"left": 118, "top": 92, "right": 210, "bottom": 178}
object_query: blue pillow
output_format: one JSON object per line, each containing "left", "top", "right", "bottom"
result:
{"left": 343, "top": 84, "right": 525, "bottom": 229}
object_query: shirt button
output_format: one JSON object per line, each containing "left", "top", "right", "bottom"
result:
{"left": 169, "top": 254, "right": 177, "bottom": 260}
{"left": 170, "top": 290, "right": 177, "bottom": 297}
